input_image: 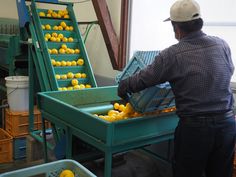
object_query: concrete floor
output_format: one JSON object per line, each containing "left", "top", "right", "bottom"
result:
{"left": 0, "top": 150, "right": 172, "bottom": 177}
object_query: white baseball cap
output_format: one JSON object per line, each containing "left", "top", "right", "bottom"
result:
{"left": 164, "top": 0, "right": 201, "bottom": 22}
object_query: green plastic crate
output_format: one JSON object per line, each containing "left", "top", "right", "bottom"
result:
{"left": 0, "top": 159, "right": 96, "bottom": 177}
{"left": 116, "top": 51, "right": 175, "bottom": 113}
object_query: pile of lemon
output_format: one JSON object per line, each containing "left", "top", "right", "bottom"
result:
{"left": 51, "top": 58, "right": 84, "bottom": 67}
{"left": 42, "top": 22, "right": 73, "bottom": 32}
{"left": 95, "top": 103, "right": 176, "bottom": 122}
{"left": 55, "top": 72, "right": 86, "bottom": 80}
{"left": 59, "top": 169, "right": 74, "bottom": 177}
{"left": 44, "top": 33, "right": 74, "bottom": 43}
{"left": 39, "top": 9, "right": 70, "bottom": 19}
{"left": 48, "top": 44, "right": 80, "bottom": 55}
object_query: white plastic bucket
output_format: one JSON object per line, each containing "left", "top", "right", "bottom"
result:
{"left": 5, "top": 76, "right": 29, "bottom": 112}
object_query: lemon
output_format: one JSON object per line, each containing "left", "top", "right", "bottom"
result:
{"left": 85, "top": 84, "right": 92, "bottom": 88}
{"left": 62, "top": 37, "right": 68, "bottom": 42}
{"left": 48, "top": 49, "right": 52, "bottom": 54}
{"left": 53, "top": 26, "right": 59, "bottom": 30}
{"left": 66, "top": 48, "right": 71, "bottom": 54}
{"left": 63, "top": 9, "right": 69, "bottom": 15}
{"left": 60, "top": 21, "right": 67, "bottom": 28}
{"left": 39, "top": 12, "right": 46, "bottom": 17}
{"left": 64, "top": 14, "right": 70, "bottom": 19}
{"left": 45, "top": 24, "right": 51, "bottom": 30}
{"left": 65, "top": 26, "right": 70, "bottom": 31}
{"left": 59, "top": 48, "right": 65, "bottom": 54}
{"left": 56, "top": 61, "right": 62, "bottom": 67}
{"left": 73, "top": 85, "right": 80, "bottom": 90}
{"left": 61, "top": 44, "right": 67, "bottom": 50}
{"left": 56, "top": 37, "right": 61, "bottom": 42}
{"left": 71, "top": 61, "right": 77, "bottom": 66}
{"left": 45, "top": 33, "right": 51, "bottom": 39}
{"left": 124, "top": 103, "right": 134, "bottom": 114}
{"left": 114, "top": 103, "right": 120, "bottom": 110}
{"left": 74, "top": 73, "right": 81, "bottom": 78}
{"left": 79, "top": 84, "right": 85, "bottom": 89}
{"left": 118, "top": 104, "right": 125, "bottom": 112}
{"left": 55, "top": 74, "right": 61, "bottom": 80}
{"left": 66, "top": 61, "right": 72, "bottom": 66}
{"left": 81, "top": 73, "right": 86, "bottom": 78}
{"left": 62, "top": 87, "right": 68, "bottom": 91}
{"left": 57, "top": 14, "right": 62, "bottom": 18}
{"left": 58, "top": 26, "right": 63, "bottom": 31}
{"left": 68, "top": 37, "right": 74, "bottom": 42}
{"left": 47, "top": 9, "right": 53, "bottom": 14}
{"left": 51, "top": 48, "right": 58, "bottom": 54}
{"left": 58, "top": 87, "right": 63, "bottom": 91}
{"left": 69, "top": 26, "right": 74, "bottom": 31}
{"left": 45, "top": 37, "right": 48, "bottom": 41}
{"left": 51, "top": 59, "right": 56, "bottom": 66}
{"left": 41, "top": 25, "right": 45, "bottom": 30}
{"left": 58, "top": 33, "right": 64, "bottom": 39}
{"left": 61, "top": 61, "right": 67, "bottom": 66}
{"left": 77, "top": 59, "right": 84, "bottom": 66}
{"left": 50, "top": 37, "right": 56, "bottom": 42}
{"left": 52, "top": 32, "right": 58, "bottom": 37}
{"left": 61, "top": 74, "right": 67, "bottom": 80}
{"left": 52, "top": 12, "right": 58, "bottom": 18}
{"left": 74, "top": 49, "right": 80, "bottom": 54}
{"left": 67, "top": 87, "right": 73, "bottom": 91}
{"left": 71, "top": 79, "right": 78, "bottom": 86}
{"left": 67, "top": 72, "right": 74, "bottom": 79}
{"left": 46, "top": 13, "right": 52, "bottom": 18}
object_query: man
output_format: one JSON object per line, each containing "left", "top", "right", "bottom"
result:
{"left": 118, "top": 0, "right": 236, "bottom": 177}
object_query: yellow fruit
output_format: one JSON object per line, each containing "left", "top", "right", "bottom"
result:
{"left": 55, "top": 74, "right": 61, "bottom": 80}
{"left": 68, "top": 37, "right": 74, "bottom": 42}
{"left": 51, "top": 59, "right": 56, "bottom": 66}
{"left": 69, "top": 26, "right": 74, "bottom": 31}
{"left": 62, "top": 87, "right": 68, "bottom": 91}
{"left": 66, "top": 61, "right": 72, "bottom": 66}
{"left": 60, "top": 21, "right": 67, "bottom": 28}
{"left": 70, "top": 49, "right": 75, "bottom": 54}
{"left": 61, "top": 74, "right": 67, "bottom": 80}
{"left": 73, "top": 85, "right": 80, "bottom": 90}
{"left": 79, "top": 84, "right": 85, "bottom": 89}
{"left": 58, "top": 10, "right": 64, "bottom": 17}
{"left": 58, "top": 33, "right": 64, "bottom": 39}
{"left": 45, "top": 24, "right": 51, "bottom": 30}
{"left": 51, "top": 48, "right": 58, "bottom": 54}
{"left": 45, "top": 37, "right": 48, "bottom": 41}
{"left": 57, "top": 14, "right": 62, "bottom": 18}
{"left": 108, "top": 110, "right": 119, "bottom": 117}
{"left": 52, "top": 32, "right": 58, "bottom": 37}
{"left": 71, "top": 61, "right": 77, "bottom": 66}
{"left": 62, "top": 37, "right": 68, "bottom": 42}
{"left": 41, "top": 25, "right": 45, "bottom": 30}
{"left": 59, "top": 48, "right": 65, "bottom": 54}
{"left": 48, "top": 49, "right": 52, "bottom": 54}
{"left": 64, "top": 14, "right": 70, "bottom": 19}
{"left": 47, "top": 9, "right": 53, "bottom": 14}
{"left": 53, "top": 26, "right": 59, "bottom": 30}
{"left": 114, "top": 103, "right": 120, "bottom": 110}
{"left": 45, "top": 33, "right": 51, "bottom": 39}
{"left": 77, "top": 59, "right": 84, "bottom": 66}
{"left": 56, "top": 37, "right": 61, "bottom": 42}
{"left": 61, "top": 61, "right": 67, "bottom": 66}
{"left": 39, "top": 12, "right": 46, "bottom": 17}
{"left": 56, "top": 61, "right": 61, "bottom": 67}
{"left": 63, "top": 9, "right": 69, "bottom": 15}
{"left": 74, "top": 49, "right": 80, "bottom": 54}
{"left": 124, "top": 103, "right": 134, "bottom": 114}
{"left": 81, "top": 73, "right": 86, "bottom": 78}
{"left": 50, "top": 37, "right": 56, "bottom": 42}
{"left": 118, "top": 104, "right": 125, "bottom": 112}
{"left": 46, "top": 13, "right": 52, "bottom": 18}
{"left": 74, "top": 73, "right": 81, "bottom": 78}
{"left": 67, "top": 87, "right": 73, "bottom": 91}
{"left": 52, "top": 12, "right": 58, "bottom": 18}
{"left": 66, "top": 48, "right": 71, "bottom": 54}
{"left": 61, "top": 44, "right": 67, "bottom": 50}
{"left": 67, "top": 72, "right": 74, "bottom": 79}
{"left": 58, "top": 26, "right": 63, "bottom": 31}
{"left": 58, "top": 87, "right": 63, "bottom": 91}
{"left": 71, "top": 79, "right": 78, "bottom": 86}
{"left": 85, "top": 84, "right": 92, "bottom": 88}
{"left": 65, "top": 26, "right": 70, "bottom": 31}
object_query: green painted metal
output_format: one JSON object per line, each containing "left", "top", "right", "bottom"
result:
{"left": 38, "top": 86, "right": 179, "bottom": 177}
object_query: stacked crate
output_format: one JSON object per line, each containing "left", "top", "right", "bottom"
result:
{"left": 4, "top": 106, "right": 50, "bottom": 160}
{"left": 0, "top": 128, "right": 13, "bottom": 163}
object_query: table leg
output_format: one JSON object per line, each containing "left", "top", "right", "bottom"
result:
{"left": 104, "top": 152, "right": 112, "bottom": 177}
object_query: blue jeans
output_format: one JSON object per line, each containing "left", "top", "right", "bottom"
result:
{"left": 173, "top": 111, "right": 236, "bottom": 177}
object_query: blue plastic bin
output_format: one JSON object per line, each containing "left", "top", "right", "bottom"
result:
{"left": 0, "top": 159, "right": 96, "bottom": 177}
{"left": 116, "top": 50, "right": 175, "bottom": 113}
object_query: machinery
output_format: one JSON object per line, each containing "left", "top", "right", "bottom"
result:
{"left": 0, "top": 1, "right": 179, "bottom": 177}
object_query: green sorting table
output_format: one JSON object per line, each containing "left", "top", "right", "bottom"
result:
{"left": 37, "top": 85, "right": 179, "bottom": 177}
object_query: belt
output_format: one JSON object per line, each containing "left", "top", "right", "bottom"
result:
{"left": 179, "top": 110, "right": 235, "bottom": 122}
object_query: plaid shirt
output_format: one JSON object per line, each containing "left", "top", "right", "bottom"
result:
{"left": 127, "top": 31, "right": 234, "bottom": 115}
